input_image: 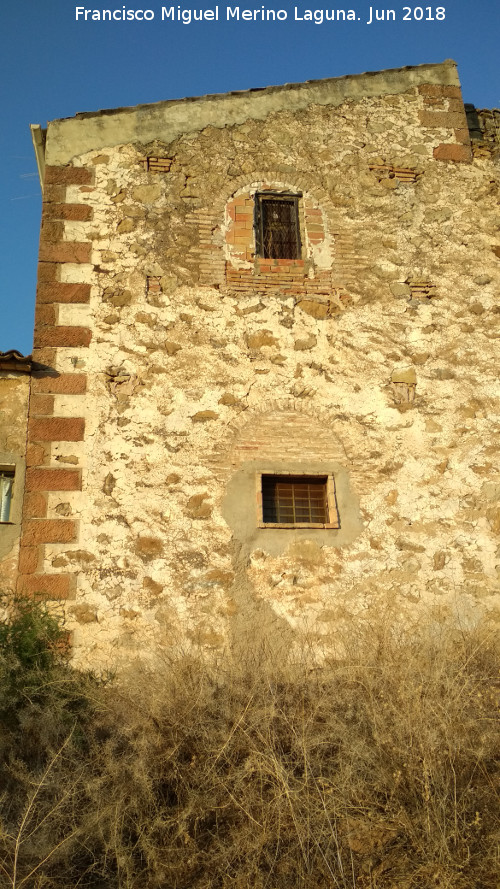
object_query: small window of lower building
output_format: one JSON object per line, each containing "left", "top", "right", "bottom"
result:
{"left": 255, "top": 193, "right": 301, "bottom": 260}
{"left": 258, "top": 473, "right": 340, "bottom": 529}
{"left": 0, "top": 467, "right": 15, "bottom": 523}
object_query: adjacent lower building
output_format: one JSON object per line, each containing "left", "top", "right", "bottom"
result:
{"left": 0, "top": 351, "right": 32, "bottom": 597}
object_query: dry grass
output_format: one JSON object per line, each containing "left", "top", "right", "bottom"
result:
{"left": 1, "top": 613, "right": 499, "bottom": 888}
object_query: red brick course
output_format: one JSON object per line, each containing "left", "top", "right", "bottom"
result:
{"left": 29, "top": 417, "right": 85, "bottom": 442}
{"left": 22, "top": 520, "right": 77, "bottom": 546}
{"left": 32, "top": 373, "right": 87, "bottom": 394}
{"left": 26, "top": 469, "right": 81, "bottom": 492}
{"left": 18, "top": 574, "right": 73, "bottom": 599}
{"left": 34, "top": 326, "right": 92, "bottom": 348}
{"left": 38, "top": 242, "right": 91, "bottom": 264}
{"left": 37, "top": 283, "right": 90, "bottom": 304}
{"left": 433, "top": 144, "right": 472, "bottom": 162}
{"left": 43, "top": 203, "right": 93, "bottom": 221}
{"left": 44, "top": 165, "right": 93, "bottom": 186}
{"left": 419, "top": 111, "right": 468, "bottom": 130}
{"left": 418, "top": 84, "right": 462, "bottom": 98}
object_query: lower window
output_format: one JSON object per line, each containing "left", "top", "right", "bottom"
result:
{"left": 258, "top": 473, "right": 340, "bottom": 529}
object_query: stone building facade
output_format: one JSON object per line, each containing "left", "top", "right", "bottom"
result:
{"left": 12, "top": 60, "right": 500, "bottom": 667}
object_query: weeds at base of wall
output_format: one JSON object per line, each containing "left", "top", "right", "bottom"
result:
{"left": 0, "top": 595, "right": 66, "bottom": 671}
{"left": 0, "top": 603, "right": 499, "bottom": 889}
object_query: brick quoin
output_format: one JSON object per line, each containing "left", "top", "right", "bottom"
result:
{"left": 41, "top": 220, "right": 65, "bottom": 242}
{"left": 26, "top": 443, "right": 50, "bottom": 468}
{"left": 34, "top": 304, "right": 57, "bottom": 327}
{"left": 38, "top": 242, "right": 91, "bottom": 264}
{"left": 17, "top": 574, "right": 73, "bottom": 600}
{"left": 37, "top": 262, "right": 58, "bottom": 283}
{"left": 31, "top": 348, "right": 57, "bottom": 367}
{"left": 42, "top": 185, "right": 66, "bottom": 204}
{"left": 26, "top": 468, "right": 81, "bottom": 492}
{"left": 34, "top": 326, "right": 92, "bottom": 349}
{"left": 418, "top": 111, "right": 468, "bottom": 129}
{"left": 29, "top": 394, "right": 55, "bottom": 416}
{"left": 447, "top": 99, "right": 468, "bottom": 114}
{"left": 43, "top": 203, "right": 93, "bottom": 221}
{"left": 417, "top": 84, "right": 463, "bottom": 99}
{"left": 29, "top": 417, "right": 85, "bottom": 442}
{"left": 423, "top": 96, "right": 446, "bottom": 107}
{"left": 18, "top": 547, "right": 41, "bottom": 575}
{"left": 22, "top": 519, "right": 77, "bottom": 546}
{"left": 21, "top": 159, "right": 92, "bottom": 609}
{"left": 24, "top": 492, "right": 48, "bottom": 518}
{"left": 32, "top": 373, "right": 87, "bottom": 395}
{"left": 44, "top": 165, "right": 93, "bottom": 186}
{"left": 433, "top": 144, "right": 472, "bottom": 162}
{"left": 37, "top": 283, "right": 91, "bottom": 304}
{"left": 455, "top": 128, "right": 471, "bottom": 145}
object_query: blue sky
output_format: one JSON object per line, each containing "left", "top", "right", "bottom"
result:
{"left": 1, "top": 0, "right": 498, "bottom": 355}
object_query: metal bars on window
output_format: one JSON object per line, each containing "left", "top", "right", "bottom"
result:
{"left": 262, "top": 475, "right": 329, "bottom": 525}
{"left": 258, "top": 473, "right": 340, "bottom": 529}
{"left": 255, "top": 194, "right": 301, "bottom": 260}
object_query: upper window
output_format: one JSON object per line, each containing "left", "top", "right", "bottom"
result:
{"left": 258, "top": 473, "right": 340, "bottom": 529}
{"left": 0, "top": 468, "right": 14, "bottom": 523}
{"left": 255, "top": 193, "right": 301, "bottom": 260}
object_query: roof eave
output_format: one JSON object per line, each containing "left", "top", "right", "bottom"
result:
{"left": 30, "top": 124, "right": 46, "bottom": 190}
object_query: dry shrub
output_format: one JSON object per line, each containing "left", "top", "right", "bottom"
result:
{"left": 1, "top": 613, "right": 499, "bottom": 888}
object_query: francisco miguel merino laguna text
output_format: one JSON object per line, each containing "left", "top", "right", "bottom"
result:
{"left": 75, "top": 7, "right": 375, "bottom": 23}
{"left": 75, "top": 6, "right": 447, "bottom": 22}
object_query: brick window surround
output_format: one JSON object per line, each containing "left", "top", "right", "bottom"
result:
{"left": 191, "top": 174, "right": 357, "bottom": 295}
{"left": 224, "top": 185, "right": 342, "bottom": 297}
{"left": 256, "top": 473, "right": 340, "bottom": 529}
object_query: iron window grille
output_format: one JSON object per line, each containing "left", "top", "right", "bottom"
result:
{"left": 0, "top": 468, "right": 15, "bottom": 523}
{"left": 255, "top": 193, "right": 302, "bottom": 260}
{"left": 257, "top": 473, "right": 340, "bottom": 529}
